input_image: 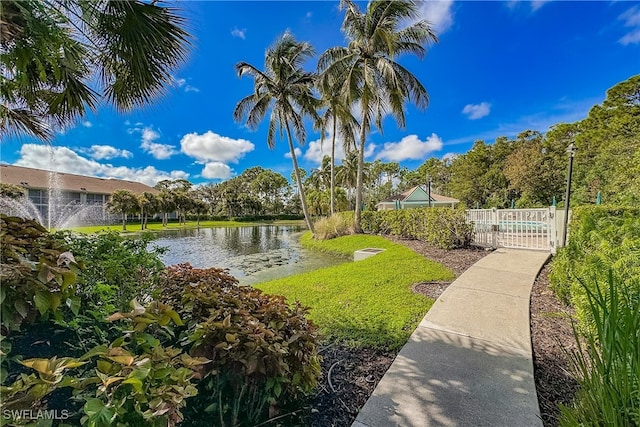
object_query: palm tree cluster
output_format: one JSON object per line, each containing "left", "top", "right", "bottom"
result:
{"left": 1, "top": 0, "right": 192, "bottom": 140}
{"left": 234, "top": 0, "right": 437, "bottom": 234}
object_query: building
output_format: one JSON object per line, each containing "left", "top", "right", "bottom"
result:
{"left": 376, "top": 185, "right": 460, "bottom": 210}
{"left": 0, "top": 164, "right": 158, "bottom": 223}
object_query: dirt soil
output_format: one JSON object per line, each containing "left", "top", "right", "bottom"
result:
{"left": 289, "top": 237, "right": 578, "bottom": 427}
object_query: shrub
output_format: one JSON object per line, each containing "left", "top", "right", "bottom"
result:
{"left": 313, "top": 214, "right": 353, "bottom": 240}
{"left": 158, "top": 264, "right": 321, "bottom": 426}
{"left": 559, "top": 273, "right": 640, "bottom": 426}
{"left": 549, "top": 205, "right": 640, "bottom": 330}
{"left": 53, "top": 230, "right": 166, "bottom": 315}
{"left": 359, "top": 207, "right": 474, "bottom": 249}
{"left": 1, "top": 300, "right": 205, "bottom": 427}
{"left": 0, "top": 215, "right": 81, "bottom": 335}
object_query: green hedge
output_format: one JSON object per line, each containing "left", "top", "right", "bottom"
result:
{"left": 550, "top": 205, "right": 640, "bottom": 328}
{"left": 353, "top": 207, "right": 473, "bottom": 249}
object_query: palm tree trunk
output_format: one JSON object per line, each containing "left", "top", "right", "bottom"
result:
{"left": 285, "top": 123, "right": 315, "bottom": 234}
{"left": 122, "top": 212, "right": 127, "bottom": 231}
{"left": 354, "top": 116, "right": 367, "bottom": 233}
{"left": 141, "top": 206, "right": 145, "bottom": 230}
{"left": 330, "top": 118, "right": 337, "bottom": 216}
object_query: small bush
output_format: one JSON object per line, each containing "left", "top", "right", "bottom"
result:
{"left": 159, "top": 264, "right": 321, "bottom": 426}
{"left": 313, "top": 214, "right": 353, "bottom": 240}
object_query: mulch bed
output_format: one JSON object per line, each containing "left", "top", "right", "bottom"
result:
{"left": 530, "top": 262, "right": 579, "bottom": 426}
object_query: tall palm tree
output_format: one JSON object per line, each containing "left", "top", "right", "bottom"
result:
{"left": 315, "top": 78, "right": 358, "bottom": 215}
{"left": 233, "top": 32, "right": 320, "bottom": 234}
{"left": 1, "top": 0, "right": 192, "bottom": 141}
{"left": 318, "top": 0, "right": 437, "bottom": 232}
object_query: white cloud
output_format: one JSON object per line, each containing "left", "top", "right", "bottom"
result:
{"left": 15, "top": 144, "right": 188, "bottom": 187}
{"left": 180, "top": 131, "right": 254, "bottom": 163}
{"left": 619, "top": 6, "right": 640, "bottom": 45}
{"left": 231, "top": 27, "right": 246, "bottom": 39}
{"left": 462, "top": 102, "right": 491, "bottom": 120}
{"left": 376, "top": 133, "right": 443, "bottom": 162}
{"left": 442, "top": 152, "right": 459, "bottom": 163}
{"left": 201, "top": 162, "right": 233, "bottom": 180}
{"left": 416, "top": 0, "right": 454, "bottom": 35}
{"left": 138, "top": 127, "right": 178, "bottom": 160}
{"left": 303, "top": 133, "right": 375, "bottom": 165}
{"left": 507, "top": 0, "right": 550, "bottom": 12}
{"left": 82, "top": 121, "right": 92, "bottom": 128}
{"left": 170, "top": 75, "right": 199, "bottom": 93}
{"left": 87, "top": 145, "right": 133, "bottom": 160}
{"left": 284, "top": 147, "right": 303, "bottom": 159}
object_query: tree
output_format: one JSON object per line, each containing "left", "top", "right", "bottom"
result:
{"left": 234, "top": 32, "right": 320, "bottom": 234}
{"left": 315, "top": 76, "right": 358, "bottom": 215}
{"left": 138, "top": 192, "right": 158, "bottom": 230}
{"left": 1, "top": 0, "right": 192, "bottom": 141}
{"left": 318, "top": 0, "right": 437, "bottom": 232}
{"left": 107, "top": 190, "right": 139, "bottom": 231}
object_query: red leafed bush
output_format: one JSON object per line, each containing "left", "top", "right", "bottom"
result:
{"left": 159, "top": 264, "right": 321, "bottom": 426}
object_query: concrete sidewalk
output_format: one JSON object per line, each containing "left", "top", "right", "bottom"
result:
{"left": 353, "top": 248, "right": 550, "bottom": 427}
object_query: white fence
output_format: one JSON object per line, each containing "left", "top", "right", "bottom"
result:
{"left": 466, "top": 207, "right": 563, "bottom": 253}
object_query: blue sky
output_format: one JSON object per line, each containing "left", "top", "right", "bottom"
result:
{"left": 2, "top": 1, "right": 638, "bottom": 187}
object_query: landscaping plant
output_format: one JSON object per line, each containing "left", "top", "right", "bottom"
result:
{"left": 159, "top": 264, "right": 321, "bottom": 426}
{"left": 355, "top": 207, "right": 474, "bottom": 249}
{"left": 559, "top": 273, "right": 640, "bottom": 426}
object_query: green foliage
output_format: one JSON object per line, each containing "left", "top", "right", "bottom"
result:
{"left": 559, "top": 273, "right": 640, "bottom": 426}
{"left": 158, "top": 264, "right": 321, "bottom": 426}
{"left": 549, "top": 206, "right": 640, "bottom": 330}
{"left": 359, "top": 207, "right": 474, "bottom": 249}
{"left": 52, "top": 231, "right": 166, "bottom": 315}
{"left": 259, "top": 234, "right": 454, "bottom": 349}
{"left": 0, "top": 215, "right": 81, "bottom": 334}
{"left": 1, "top": 300, "right": 204, "bottom": 427}
{"left": 313, "top": 214, "right": 353, "bottom": 240}
{"left": 0, "top": 183, "right": 26, "bottom": 200}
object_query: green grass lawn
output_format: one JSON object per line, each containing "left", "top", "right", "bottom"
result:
{"left": 68, "top": 220, "right": 305, "bottom": 234}
{"left": 256, "top": 233, "right": 454, "bottom": 350}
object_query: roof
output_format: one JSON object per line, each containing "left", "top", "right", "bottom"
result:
{"left": 380, "top": 185, "right": 459, "bottom": 203}
{"left": 0, "top": 165, "right": 158, "bottom": 195}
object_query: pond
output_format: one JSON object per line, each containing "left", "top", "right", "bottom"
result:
{"left": 150, "top": 225, "right": 345, "bottom": 285}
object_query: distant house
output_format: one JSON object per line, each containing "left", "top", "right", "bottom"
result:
{"left": 376, "top": 185, "right": 459, "bottom": 210}
{"left": 0, "top": 164, "right": 158, "bottom": 222}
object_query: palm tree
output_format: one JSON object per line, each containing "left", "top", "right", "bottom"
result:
{"left": 233, "top": 32, "right": 320, "bottom": 234}
{"left": 1, "top": 0, "right": 192, "bottom": 141}
{"left": 318, "top": 0, "right": 437, "bottom": 232}
{"left": 139, "top": 192, "right": 158, "bottom": 230}
{"left": 315, "top": 78, "right": 358, "bottom": 215}
{"left": 107, "top": 190, "right": 139, "bottom": 231}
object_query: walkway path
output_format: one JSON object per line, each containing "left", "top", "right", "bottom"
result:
{"left": 353, "top": 248, "right": 550, "bottom": 427}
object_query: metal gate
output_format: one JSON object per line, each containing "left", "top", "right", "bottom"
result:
{"left": 466, "top": 207, "right": 558, "bottom": 253}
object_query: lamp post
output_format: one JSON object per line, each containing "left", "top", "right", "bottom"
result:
{"left": 562, "top": 143, "right": 577, "bottom": 247}
{"left": 426, "top": 174, "right": 432, "bottom": 208}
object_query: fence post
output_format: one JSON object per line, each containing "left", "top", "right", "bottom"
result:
{"left": 491, "top": 207, "right": 499, "bottom": 248}
{"left": 548, "top": 206, "right": 557, "bottom": 254}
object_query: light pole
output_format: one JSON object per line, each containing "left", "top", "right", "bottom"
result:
{"left": 562, "top": 143, "right": 577, "bottom": 247}
{"left": 426, "top": 174, "right": 432, "bottom": 208}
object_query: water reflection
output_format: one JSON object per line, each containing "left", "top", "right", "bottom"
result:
{"left": 151, "top": 225, "right": 344, "bottom": 283}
